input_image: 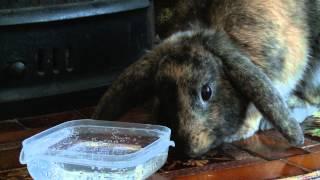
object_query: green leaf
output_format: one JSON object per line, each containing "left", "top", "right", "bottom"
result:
{"left": 313, "top": 111, "right": 320, "bottom": 118}
{"left": 310, "top": 128, "right": 320, "bottom": 137}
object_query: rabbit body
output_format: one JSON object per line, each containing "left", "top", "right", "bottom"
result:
{"left": 94, "top": 0, "right": 320, "bottom": 157}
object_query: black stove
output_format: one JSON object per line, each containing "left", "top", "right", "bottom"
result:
{"left": 0, "top": 0, "right": 154, "bottom": 119}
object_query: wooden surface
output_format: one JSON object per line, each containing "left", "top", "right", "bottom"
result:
{"left": 1, "top": 107, "right": 320, "bottom": 179}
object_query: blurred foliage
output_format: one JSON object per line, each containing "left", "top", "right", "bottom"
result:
{"left": 303, "top": 111, "right": 320, "bottom": 137}
{"left": 154, "top": 0, "right": 179, "bottom": 38}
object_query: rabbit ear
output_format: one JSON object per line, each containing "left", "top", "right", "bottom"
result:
{"left": 202, "top": 30, "right": 304, "bottom": 146}
{"left": 92, "top": 51, "right": 158, "bottom": 120}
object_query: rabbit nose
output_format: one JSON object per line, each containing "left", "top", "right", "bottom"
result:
{"left": 174, "top": 130, "right": 213, "bottom": 158}
{"left": 172, "top": 136, "right": 197, "bottom": 158}
{"left": 176, "top": 143, "right": 208, "bottom": 158}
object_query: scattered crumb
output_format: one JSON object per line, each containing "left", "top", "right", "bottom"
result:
{"left": 182, "top": 160, "right": 209, "bottom": 167}
{"left": 166, "top": 160, "right": 182, "bottom": 170}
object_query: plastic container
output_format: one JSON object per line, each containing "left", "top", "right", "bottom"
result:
{"left": 19, "top": 119, "right": 174, "bottom": 180}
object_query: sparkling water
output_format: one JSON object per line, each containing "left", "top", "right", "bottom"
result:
{"left": 20, "top": 120, "right": 174, "bottom": 180}
{"left": 26, "top": 128, "right": 167, "bottom": 180}
{"left": 27, "top": 153, "right": 167, "bottom": 180}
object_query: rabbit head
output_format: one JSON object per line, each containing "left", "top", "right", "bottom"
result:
{"left": 151, "top": 33, "right": 249, "bottom": 157}
{"left": 93, "top": 30, "right": 304, "bottom": 157}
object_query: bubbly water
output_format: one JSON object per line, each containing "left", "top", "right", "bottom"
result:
{"left": 27, "top": 153, "right": 167, "bottom": 180}
{"left": 26, "top": 127, "right": 167, "bottom": 180}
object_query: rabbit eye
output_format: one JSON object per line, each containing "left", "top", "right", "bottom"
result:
{"left": 201, "top": 84, "right": 212, "bottom": 102}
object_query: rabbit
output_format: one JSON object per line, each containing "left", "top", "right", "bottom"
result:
{"left": 93, "top": 0, "right": 320, "bottom": 157}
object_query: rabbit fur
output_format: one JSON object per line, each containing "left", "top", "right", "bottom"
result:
{"left": 93, "top": 0, "right": 320, "bottom": 157}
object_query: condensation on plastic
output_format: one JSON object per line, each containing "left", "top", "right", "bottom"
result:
{"left": 20, "top": 119, "right": 174, "bottom": 180}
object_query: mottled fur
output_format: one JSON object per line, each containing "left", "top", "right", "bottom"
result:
{"left": 93, "top": 0, "right": 320, "bottom": 157}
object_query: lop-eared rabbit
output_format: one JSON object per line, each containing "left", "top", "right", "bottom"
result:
{"left": 93, "top": 0, "right": 320, "bottom": 157}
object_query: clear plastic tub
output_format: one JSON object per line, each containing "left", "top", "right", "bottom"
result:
{"left": 19, "top": 119, "right": 175, "bottom": 180}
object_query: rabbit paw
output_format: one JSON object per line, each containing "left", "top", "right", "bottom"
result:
{"left": 285, "top": 120, "right": 305, "bottom": 146}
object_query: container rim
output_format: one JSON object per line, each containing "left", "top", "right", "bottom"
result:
{"left": 0, "top": 0, "right": 150, "bottom": 26}
{"left": 20, "top": 119, "right": 175, "bottom": 168}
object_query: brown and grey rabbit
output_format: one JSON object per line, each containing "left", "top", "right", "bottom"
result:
{"left": 93, "top": 0, "right": 320, "bottom": 157}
